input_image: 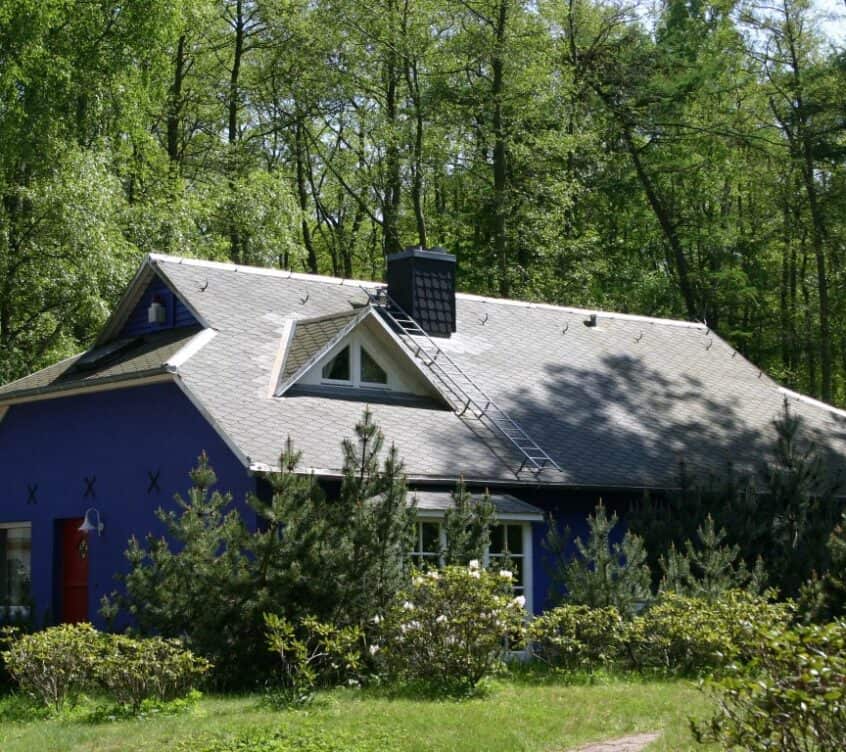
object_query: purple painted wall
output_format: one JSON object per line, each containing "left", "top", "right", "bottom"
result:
{"left": 118, "top": 275, "right": 198, "bottom": 338}
{"left": 0, "top": 382, "right": 252, "bottom": 628}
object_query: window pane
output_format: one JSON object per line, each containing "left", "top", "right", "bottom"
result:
{"left": 490, "top": 525, "right": 504, "bottom": 554}
{"left": 322, "top": 346, "right": 350, "bottom": 381}
{"left": 420, "top": 522, "right": 440, "bottom": 553}
{"left": 0, "top": 524, "right": 31, "bottom": 607}
{"left": 507, "top": 524, "right": 523, "bottom": 555}
{"left": 360, "top": 347, "right": 387, "bottom": 384}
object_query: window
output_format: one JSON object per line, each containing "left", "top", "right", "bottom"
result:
{"left": 411, "top": 521, "right": 441, "bottom": 569}
{"left": 360, "top": 347, "right": 388, "bottom": 385}
{"left": 319, "top": 341, "right": 389, "bottom": 389}
{"left": 488, "top": 523, "right": 526, "bottom": 597}
{"left": 0, "top": 523, "right": 31, "bottom": 610}
{"left": 321, "top": 345, "right": 351, "bottom": 381}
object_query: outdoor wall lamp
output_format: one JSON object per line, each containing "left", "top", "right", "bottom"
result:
{"left": 78, "top": 507, "right": 104, "bottom": 536}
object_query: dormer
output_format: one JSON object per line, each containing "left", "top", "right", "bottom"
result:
{"left": 275, "top": 307, "right": 448, "bottom": 405}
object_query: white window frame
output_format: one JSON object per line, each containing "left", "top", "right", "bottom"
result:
{"left": 411, "top": 520, "right": 446, "bottom": 569}
{"left": 0, "top": 521, "right": 32, "bottom": 615}
{"left": 412, "top": 513, "right": 534, "bottom": 614}
{"left": 320, "top": 336, "right": 390, "bottom": 390}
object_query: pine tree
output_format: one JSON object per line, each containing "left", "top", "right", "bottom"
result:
{"left": 659, "top": 516, "right": 756, "bottom": 599}
{"left": 442, "top": 477, "right": 495, "bottom": 565}
{"left": 564, "top": 502, "right": 652, "bottom": 617}
{"left": 336, "top": 408, "right": 416, "bottom": 623}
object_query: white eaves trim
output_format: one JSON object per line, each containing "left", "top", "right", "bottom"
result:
{"left": 778, "top": 387, "right": 846, "bottom": 420}
{"left": 165, "top": 328, "right": 218, "bottom": 370}
{"left": 172, "top": 374, "right": 251, "bottom": 468}
{"left": 416, "top": 507, "right": 544, "bottom": 523}
{"left": 268, "top": 319, "right": 296, "bottom": 398}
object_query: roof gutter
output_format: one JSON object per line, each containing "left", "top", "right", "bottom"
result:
{"left": 0, "top": 371, "right": 173, "bottom": 407}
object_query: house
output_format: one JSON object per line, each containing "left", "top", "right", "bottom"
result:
{"left": 2, "top": 248, "right": 845, "bottom": 625}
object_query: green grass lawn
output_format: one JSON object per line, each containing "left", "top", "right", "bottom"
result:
{"left": 0, "top": 676, "right": 717, "bottom": 752}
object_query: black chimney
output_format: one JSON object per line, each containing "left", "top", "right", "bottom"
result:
{"left": 386, "top": 247, "right": 456, "bottom": 337}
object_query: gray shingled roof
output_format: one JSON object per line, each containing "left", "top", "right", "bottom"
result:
{"left": 282, "top": 309, "right": 361, "bottom": 380}
{"left": 5, "top": 253, "right": 846, "bottom": 489}
{"left": 0, "top": 326, "right": 201, "bottom": 401}
{"left": 411, "top": 491, "right": 543, "bottom": 519}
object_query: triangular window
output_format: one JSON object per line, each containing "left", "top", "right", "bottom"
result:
{"left": 360, "top": 347, "right": 388, "bottom": 385}
{"left": 321, "top": 346, "right": 350, "bottom": 381}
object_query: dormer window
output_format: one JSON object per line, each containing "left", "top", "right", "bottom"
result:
{"left": 360, "top": 348, "right": 387, "bottom": 385}
{"left": 320, "top": 342, "right": 389, "bottom": 389}
{"left": 322, "top": 346, "right": 351, "bottom": 381}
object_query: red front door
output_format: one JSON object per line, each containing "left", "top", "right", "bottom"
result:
{"left": 60, "top": 518, "right": 89, "bottom": 623}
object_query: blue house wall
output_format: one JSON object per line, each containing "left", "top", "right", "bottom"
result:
{"left": 0, "top": 382, "right": 252, "bottom": 628}
{"left": 118, "top": 275, "right": 198, "bottom": 338}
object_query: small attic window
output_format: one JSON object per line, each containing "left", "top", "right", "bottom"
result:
{"left": 361, "top": 347, "right": 388, "bottom": 385}
{"left": 322, "top": 346, "right": 350, "bottom": 381}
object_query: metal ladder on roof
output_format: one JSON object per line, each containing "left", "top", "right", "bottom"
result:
{"left": 370, "top": 291, "right": 561, "bottom": 474}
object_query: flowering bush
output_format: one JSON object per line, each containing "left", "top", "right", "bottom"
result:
{"left": 529, "top": 604, "right": 624, "bottom": 671}
{"left": 375, "top": 562, "right": 527, "bottom": 692}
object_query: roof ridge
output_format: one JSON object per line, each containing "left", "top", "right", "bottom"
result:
{"left": 149, "top": 253, "right": 379, "bottom": 289}
{"left": 150, "top": 253, "right": 704, "bottom": 330}
{"left": 454, "top": 291, "right": 705, "bottom": 329}
{"left": 777, "top": 387, "right": 846, "bottom": 420}
{"left": 296, "top": 307, "right": 362, "bottom": 325}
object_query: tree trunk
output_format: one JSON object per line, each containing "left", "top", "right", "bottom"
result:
{"left": 620, "top": 126, "right": 698, "bottom": 320}
{"left": 167, "top": 34, "right": 187, "bottom": 168}
{"left": 294, "top": 111, "right": 318, "bottom": 273}
{"left": 492, "top": 0, "right": 509, "bottom": 297}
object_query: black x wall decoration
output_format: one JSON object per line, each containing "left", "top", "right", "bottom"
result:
{"left": 26, "top": 483, "right": 38, "bottom": 505}
{"left": 147, "top": 469, "right": 161, "bottom": 494}
{"left": 83, "top": 475, "right": 97, "bottom": 498}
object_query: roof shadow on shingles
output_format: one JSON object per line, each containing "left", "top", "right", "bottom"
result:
{"left": 0, "top": 326, "right": 202, "bottom": 401}
{"left": 500, "top": 352, "right": 775, "bottom": 488}
{"left": 282, "top": 309, "right": 361, "bottom": 381}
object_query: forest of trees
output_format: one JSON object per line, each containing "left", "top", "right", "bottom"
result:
{"left": 1, "top": 0, "right": 845, "bottom": 405}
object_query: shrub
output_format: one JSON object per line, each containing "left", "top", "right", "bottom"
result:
{"left": 264, "top": 614, "right": 362, "bottom": 707}
{"left": 624, "top": 590, "right": 793, "bottom": 675}
{"left": 554, "top": 502, "right": 652, "bottom": 617}
{"left": 104, "top": 410, "right": 416, "bottom": 687}
{"left": 94, "top": 634, "right": 211, "bottom": 712}
{"left": 528, "top": 604, "right": 624, "bottom": 671}
{"left": 376, "top": 563, "right": 527, "bottom": 693}
{"left": 694, "top": 620, "right": 846, "bottom": 751}
{"left": 1, "top": 623, "right": 102, "bottom": 711}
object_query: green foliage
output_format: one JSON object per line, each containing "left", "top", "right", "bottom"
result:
{"left": 528, "top": 605, "right": 624, "bottom": 671}
{"left": 624, "top": 591, "right": 794, "bottom": 676}
{"left": 263, "top": 614, "right": 362, "bottom": 707}
{"left": 561, "top": 503, "right": 652, "bottom": 617}
{"left": 632, "top": 403, "right": 842, "bottom": 600}
{"left": 799, "top": 512, "right": 846, "bottom": 621}
{"left": 441, "top": 478, "right": 495, "bottom": 566}
{"left": 94, "top": 635, "right": 210, "bottom": 713}
{"left": 658, "top": 515, "right": 763, "bottom": 599}
{"left": 694, "top": 620, "right": 846, "bottom": 751}
{"left": 1, "top": 624, "right": 209, "bottom": 714}
{"left": 1, "top": 623, "right": 101, "bottom": 711}
{"left": 376, "top": 564, "right": 527, "bottom": 693}
{"left": 104, "top": 411, "right": 414, "bottom": 687}
{"left": 334, "top": 408, "right": 417, "bottom": 625}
